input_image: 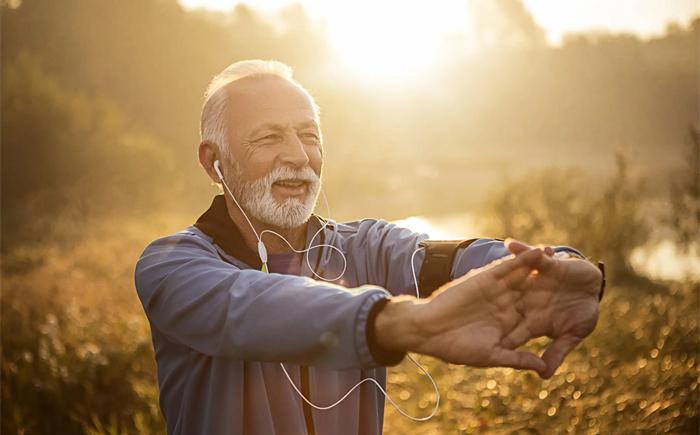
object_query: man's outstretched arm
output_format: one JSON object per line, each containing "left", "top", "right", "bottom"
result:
{"left": 352, "top": 218, "right": 589, "bottom": 298}
{"left": 134, "top": 232, "right": 395, "bottom": 369}
{"left": 371, "top": 240, "right": 603, "bottom": 379}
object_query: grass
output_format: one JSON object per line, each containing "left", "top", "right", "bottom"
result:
{"left": 384, "top": 280, "right": 699, "bottom": 434}
{"left": 2, "top": 211, "right": 698, "bottom": 434}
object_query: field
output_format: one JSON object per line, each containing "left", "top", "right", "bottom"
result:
{"left": 2, "top": 207, "right": 697, "bottom": 434}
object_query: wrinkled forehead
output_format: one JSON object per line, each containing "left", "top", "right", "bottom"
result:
{"left": 224, "top": 75, "right": 319, "bottom": 136}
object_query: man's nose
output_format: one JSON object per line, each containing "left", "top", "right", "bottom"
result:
{"left": 279, "top": 133, "right": 310, "bottom": 168}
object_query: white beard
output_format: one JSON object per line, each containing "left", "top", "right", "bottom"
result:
{"left": 228, "top": 163, "right": 321, "bottom": 229}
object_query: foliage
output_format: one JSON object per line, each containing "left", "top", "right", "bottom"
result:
{"left": 482, "top": 153, "right": 650, "bottom": 281}
{"left": 1, "top": 52, "right": 173, "bottom": 250}
{"left": 1, "top": 215, "right": 188, "bottom": 434}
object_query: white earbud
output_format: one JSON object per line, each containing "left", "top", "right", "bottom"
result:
{"left": 213, "top": 159, "right": 224, "bottom": 181}
{"left": 257, "top": 239, "right": 268, "bottom": 264}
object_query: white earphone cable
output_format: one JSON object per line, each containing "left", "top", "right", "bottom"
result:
{"left": 260, "top": 191, "right": 347, "bottom": 281}
{"left": 217, "top": 161, "right": 263, "bottom": 245}
{"left": 215, "top": 160, "right": 439, "bottom": 421}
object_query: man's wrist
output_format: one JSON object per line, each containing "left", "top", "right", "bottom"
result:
{"left": 553, "top": 250, "right": 606, "bottom": 301}
{"left": 372, "top": 295, "right": 424, "bottom": 354}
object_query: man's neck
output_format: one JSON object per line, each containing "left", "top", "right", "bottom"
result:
{"left": 223, "top": 196, "right": 308, "bottom": 255}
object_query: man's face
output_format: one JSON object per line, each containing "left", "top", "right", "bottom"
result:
{"left": 221, "top": 75, "right": 323, "bottom": 229}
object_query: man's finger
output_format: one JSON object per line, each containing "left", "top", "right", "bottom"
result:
{"left": 505, "top": 238, "right": 530, "bottom": 255}
{"left": 524, "top": 247, "right": 557, "bottom": 273}
{"left": 489, "top": 347, "right": 547, "bottom": 374}
{"left": 506, "top": 239, "right": 555, "bottom": 257}
{"left": 492, "top": 248, "right": 544, "bottom": 280}
{"left": 504, "top": 238, "right": 554, "bottom": 272}
{"left": 540, "top": 335, "right": 582, "bottom": 379}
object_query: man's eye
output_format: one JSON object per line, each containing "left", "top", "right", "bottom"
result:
{"left": 256, "top": 134, "right": 281, "bottom": 143}
{"left": 301, "top": 133, "right": 320, "bottom": 142}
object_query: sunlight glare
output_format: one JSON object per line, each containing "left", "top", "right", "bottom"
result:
{"left": 392, "top": 216, "right": 462, "bottom": 240}
{"left": 319, "top": 1, "right": 470, "bottom": 80}
{"left": 179, "top": 0, "right": 471, "bottom": 81}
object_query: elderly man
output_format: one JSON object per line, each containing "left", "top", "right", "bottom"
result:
{"left": 134, "top": 60, "right": 604, "bottom": 435}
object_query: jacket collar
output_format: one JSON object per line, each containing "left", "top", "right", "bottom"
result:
{"left": 194, "top": 194, "right": 262, "bottom": 268}
{"left": 194, "top": 194, "right": 325, "bottom": 269}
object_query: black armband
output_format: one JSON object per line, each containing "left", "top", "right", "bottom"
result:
{"left": 597, "top": 261, "right": 606, "bottom": 301}
{"left": 417, "top": 239, "right": 478, "bottom": 298}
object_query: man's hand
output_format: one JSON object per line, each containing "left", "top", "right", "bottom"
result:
{"left": 374, "top": 240, "right": 602, "bottom": 379}
{"left": 375, "top": 247, "right": 552, "bottom": 375}
{"left": 502, "top": 239, "right": 602, "bottom": 378}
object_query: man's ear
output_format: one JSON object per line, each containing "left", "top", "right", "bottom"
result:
{"left": 198, "top": 141, "right": 220, "bottom": 184}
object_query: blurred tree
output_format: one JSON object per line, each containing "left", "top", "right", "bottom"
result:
{"left": 471, "top": 0, "right": 546, "bottom": 50}
{"left": 668, "top": 126, "right": 700, "bottom": 251}
{"left": 1, "top": 0, "right": 697, "bottom": 231}
{"left": 1, "top": 52, "right": 172, "bottom": 249}
{"left": 591, "top": 151, "right": 650, "bottom": 279}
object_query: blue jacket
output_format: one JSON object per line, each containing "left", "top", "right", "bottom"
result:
{"left": 134, "top": 194, "right": 582, "bottom": 434}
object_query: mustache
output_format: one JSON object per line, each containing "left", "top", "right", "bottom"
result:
{"left": 267, "top": 166, "right": 319, "bottom": 184}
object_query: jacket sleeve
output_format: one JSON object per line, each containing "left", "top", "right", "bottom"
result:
{"left": 348, "top": 219, "right": 429, "bottom": 297}
{"left": 357, "top": 219, "right": 586, "bottom": 297}
{"left": 134, "top": 231, "right": 392, "bottom": 369}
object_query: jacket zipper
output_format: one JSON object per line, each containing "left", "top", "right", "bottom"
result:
{"left": 300, "top": 366, "right": 316, "bottom": 435}
{"left": 301, "top": 221, "right": 325, "bottom": 435}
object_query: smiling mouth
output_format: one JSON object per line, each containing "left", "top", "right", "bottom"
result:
{"left": 272, "top": 179, "right": 309, "bottom": 195}
{"left": 274, "top": 179, "right": 307, "bottom": 188}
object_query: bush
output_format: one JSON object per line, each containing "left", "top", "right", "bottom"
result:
{"left": 481, "top": 152, "right": 650, "bottom": 282}
{"left": 1, "top": 214, "right": 188, "bottom": 434}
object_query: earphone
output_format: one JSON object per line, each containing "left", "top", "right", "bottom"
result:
{"left": 214, "top": 159, "right": 346, "bottom": 279}
{"left": 213, "top": 159, "right": 439, "bottom": 421}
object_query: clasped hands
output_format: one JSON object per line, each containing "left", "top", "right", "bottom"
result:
{"left": 375, "top": 239, "right": 603, "bottom": 379}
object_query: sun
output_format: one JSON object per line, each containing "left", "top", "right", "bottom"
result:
{"left": 320, "top": 1, "right": 471, "bottom": 80}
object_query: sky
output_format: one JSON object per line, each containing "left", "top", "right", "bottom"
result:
{"left": 179, "top": 0, "right": 699, "bottom": 40}
{"left": 522, "top": 0, "right": 699, "bottom": 43}
{"left": 178, "top": 0, "right": 699, "bottom": 77}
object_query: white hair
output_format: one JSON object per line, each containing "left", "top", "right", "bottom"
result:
{"left": 200, "top": 59, "right": 318, "bottom": 159}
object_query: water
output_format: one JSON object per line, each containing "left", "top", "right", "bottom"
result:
{"left": 630, "top": 240, "right": 700, "bottom": 281}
